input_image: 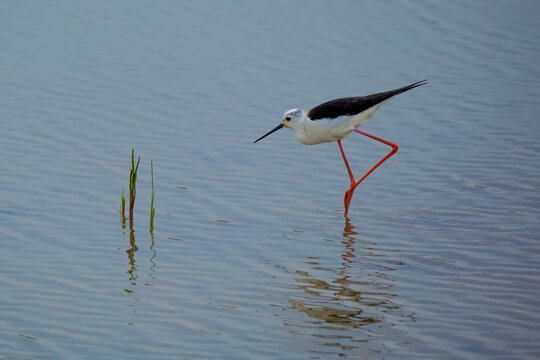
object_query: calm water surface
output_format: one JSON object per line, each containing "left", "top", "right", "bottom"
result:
{"left": 1, "top": 1, "right": 540, "bottom": 359}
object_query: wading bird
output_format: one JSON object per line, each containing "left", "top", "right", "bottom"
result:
{"left": 254, "top": 80, "right": 427, "bottom": 215}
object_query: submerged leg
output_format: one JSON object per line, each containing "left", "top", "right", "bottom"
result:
{"left": 340, "top": 129, "right": 399, "bottom": 216}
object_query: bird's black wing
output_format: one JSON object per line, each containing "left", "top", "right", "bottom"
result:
{"left": 307, "top": 79, "right": 427, "bottom": 120}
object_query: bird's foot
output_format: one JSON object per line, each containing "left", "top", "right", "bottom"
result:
{"left": 344, "top": 187, "right": 355, "bottom": 216}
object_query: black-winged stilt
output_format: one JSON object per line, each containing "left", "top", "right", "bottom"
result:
{"left": 254, "top": 80, "right": 428, "bottom": 215}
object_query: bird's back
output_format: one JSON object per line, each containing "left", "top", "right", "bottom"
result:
{"left": 307, "top": 80, "right": 428, "bottom": 121}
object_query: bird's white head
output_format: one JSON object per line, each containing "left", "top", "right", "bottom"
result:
{"left": 253, "top": 108, "right": 306, "bottom": 143}
{"left": 281, "top": 108, "right": 305, "bottom": 130}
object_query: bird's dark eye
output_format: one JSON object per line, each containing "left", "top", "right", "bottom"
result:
{"left": 285, "top": 117, "right": 291, "bottom": 121}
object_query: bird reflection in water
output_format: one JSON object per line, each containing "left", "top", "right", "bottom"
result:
{"left": 289, "top": 217, "right": 409, "bottom": 350}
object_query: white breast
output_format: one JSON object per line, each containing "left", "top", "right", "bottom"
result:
{"left": 297, "top": 117, "right": 356, "bottom": 145}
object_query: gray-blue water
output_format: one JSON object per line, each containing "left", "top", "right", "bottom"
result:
{"left": 1, "top": 1, "right": 540, "bottom": 359}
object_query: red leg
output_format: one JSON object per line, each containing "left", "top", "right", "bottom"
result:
{"left": 340, "top": 129, "right": 399, "bottom": 216}
{"left": 350, "top": 129, "right": 399, "bottom": 191}
{"left": 338, "top": 139, "right": 355, "bottom": 187}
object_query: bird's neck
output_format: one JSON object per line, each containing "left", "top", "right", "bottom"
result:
{"left": 291, "top": 113, "right": 311, "bottom": 143}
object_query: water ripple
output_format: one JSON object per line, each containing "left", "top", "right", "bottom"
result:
{"left": 1, "top": 1, "right": 540, "bottom": 359}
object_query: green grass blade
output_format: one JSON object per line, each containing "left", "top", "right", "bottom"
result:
{"left": 149, "top": 159, "right": 156, "bottom": 229}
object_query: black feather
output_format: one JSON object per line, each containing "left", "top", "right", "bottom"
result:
{"left": 307, "top": 79, "right": 428, "bottom": 120}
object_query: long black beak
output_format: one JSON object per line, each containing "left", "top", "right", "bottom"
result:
{"left": 253, "top": 123, "right": 283, "bottom": 143}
